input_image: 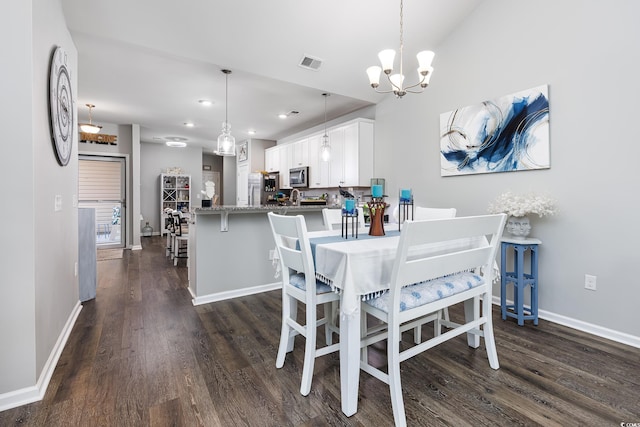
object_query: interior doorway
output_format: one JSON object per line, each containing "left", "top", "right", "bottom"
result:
{"left": 78, "top": 155, "right": 126, "bottom": 249}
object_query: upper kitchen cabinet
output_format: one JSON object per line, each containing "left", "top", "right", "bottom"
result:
{"left": 327, "top": 119, "right": 374, "bottom": 187}
{"left": 265, "top": 146, "right": 279, "bottom": 172}
{"left": 290, "top": 138, "right": 309, "bottom": 168}
{"left": 271, "top": 118, "right": 374, "bottom": 189}
{"left": 265, "top": 144, "right": 291, "bottom": 188}
{"left": 308, "top": 134, "right": 330, "bottom": 188}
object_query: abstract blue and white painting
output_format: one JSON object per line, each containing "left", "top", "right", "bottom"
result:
{"left": 440, "top": 85, "right": 550, "bottom": 176}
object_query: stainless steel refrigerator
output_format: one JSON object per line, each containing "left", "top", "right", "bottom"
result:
{"left": 248, "top": 172, "right": 279, "bottom": 206}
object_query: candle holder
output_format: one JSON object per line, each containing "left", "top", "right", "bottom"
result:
{"left": 365, "top": 196, "right": 388, "bottom": 236}
{"left": 398, "top": 189, "right": 414, "bottom": 231}
{"left": 341, "top": 199, "right": 358, "bottom": 239}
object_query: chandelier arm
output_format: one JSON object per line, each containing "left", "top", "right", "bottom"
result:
{"left": 402, "top": 77, "right": 428, "bottom": 93}
{"left": 373, "top": 87, "right": 399, "bottom": 95}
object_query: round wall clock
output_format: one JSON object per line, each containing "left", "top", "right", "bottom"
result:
{"left": 49, "top": 46, "right": 74, "bottom": 166}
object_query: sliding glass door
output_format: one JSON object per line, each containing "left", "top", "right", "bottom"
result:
{"left": 78, "top": 155, "right": 126, "bottom": 248}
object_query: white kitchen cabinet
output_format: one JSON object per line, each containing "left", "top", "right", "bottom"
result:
{"left": 328, "top": 127, "right": 346, "bottom": 187}
{"left": 326, "top": 119, "right": 374, "bottom": 187}
{"left": 278, "top": 144, "right": 291, "bottom": 188}
{"left": 265, "top": 147, "right": 279, "bottom": 172}
{"left": 308, "top": 135, "right": 330, "bottom": 188}
{"left": 276, "top": 118, "right": 374, "bottom": 189}
{"left": 265, "top": 144, "right": 291, "bottom": 188}
{"left": 290, "top": 139, "right": 309, "bottom": 168}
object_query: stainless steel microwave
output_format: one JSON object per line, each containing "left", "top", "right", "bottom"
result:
{"left": 289, "top": 166, "right": 308, "bottom": 188}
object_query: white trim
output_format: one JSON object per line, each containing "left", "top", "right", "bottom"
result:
{"left": 192, "top": 282, "right": 282, "bottom": 306}
{"left": 131, "top": 245, "right": 143, "bottom": 251}
{"left": 0, "top": 301, "right": 82, "bottom": 412}
{"left": 492, "top": 296, "right": 640, "bottom": 349}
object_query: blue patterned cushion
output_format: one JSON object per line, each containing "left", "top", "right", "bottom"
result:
{"left": 289, "top": 273, "right": 333, "bottom": 294}
{"left": 364, "top": 272, "right": 484, "bottom": 313}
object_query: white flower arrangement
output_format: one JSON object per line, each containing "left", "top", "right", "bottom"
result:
{"left": 488, "top": 191, "right": 556, "bottom": 218}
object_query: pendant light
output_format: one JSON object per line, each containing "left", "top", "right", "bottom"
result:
{"left": 79, "top": 104, "right": 102, "bottom": 134}
{"left": 215, "top": 69, "right": 236, "bottom": 156}
{"left": 320, "top": 93, "right": 331, "bottom": 162}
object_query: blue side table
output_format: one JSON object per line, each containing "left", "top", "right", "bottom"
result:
{"left": 500, "top": 237, "right": 541, "bottom": 326}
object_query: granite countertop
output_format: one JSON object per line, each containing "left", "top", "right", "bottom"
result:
{"left": 193, "top": 205, "right": 339, "bottom": 214}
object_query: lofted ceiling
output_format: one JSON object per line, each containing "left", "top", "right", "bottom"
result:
{"left": 61, "top": 0, "right": 482, "bottom": 153}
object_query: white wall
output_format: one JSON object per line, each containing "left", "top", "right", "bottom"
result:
{"left": 140, "top": 142, "right": 203, "bottom": 233}
{"left": 1, "top": 0, "right": 80, "bottom": 398}
{"left": 374, "top": 0, "right": 640, "bottom": 338}
{"left": 1, "top": 0, "right": 37, "bottom": 394}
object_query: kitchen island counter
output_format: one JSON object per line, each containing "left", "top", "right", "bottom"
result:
{"left": 194, "top": 204, "right": 332, "bottom": 214}
{"left": 188, "top": 206, "right": 330, "bottom": 306}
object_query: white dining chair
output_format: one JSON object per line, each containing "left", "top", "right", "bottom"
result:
{"left": 268, "top": 212, "right": 341, "bottom": 396}
{"left": 322, "top": 207, "right": 365, "bottom": 231}
{"left": 359, "top": 214, "right": 506, "bottom": 427}
{"left": 392, "top": 205, "right": 457, "bottom": 223}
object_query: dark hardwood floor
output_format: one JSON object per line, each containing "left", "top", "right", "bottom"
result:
{"left": 1, "top": 236, "right": 638, "bottom": 426}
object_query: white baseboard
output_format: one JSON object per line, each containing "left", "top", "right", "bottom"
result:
{"left": 131, "top": 244, "right": 143, "bottom": 251}
{"left": 491, "top": 296, "right": 640, "bottom": 349}
{"left": 192, "top": 282, "right": 282, "bottom": 306}
{"left": 0, "top": 301, "right": 82, "bottom": 412}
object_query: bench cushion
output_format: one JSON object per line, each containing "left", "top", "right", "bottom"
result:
{"left": 364, "top": 271, "right": 484, "bottom": 313}
{"left": 289, "top": 273, "right": 334, "bottom": 294}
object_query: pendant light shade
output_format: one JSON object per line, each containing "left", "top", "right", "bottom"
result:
{"left": 215, "top": 69, "right": 236, "bottom": 156}
{"left": 79, "top": 104, "right": 102, "bottom": 134}
{"left": 320, "top": 93, "right": 331, "bottom": 162}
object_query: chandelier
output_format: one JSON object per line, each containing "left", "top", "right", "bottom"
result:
{"left": 366, "top": 0, "right": 435, "bottom": 98}
{"left": 320, "top": 93, "right": 331, "bottom": 162}
{"left": 79, "top": 104, "right": 102, "bottom": 134}
{"left": 215, "top": 69, "right": 236, "bottom": 156}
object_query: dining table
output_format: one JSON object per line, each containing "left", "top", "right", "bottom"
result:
{"left": 307, "top": 226, "right": 403, "bottom": 416}
{"left": 305, "top": 225, "right": 493, "bottom": 417}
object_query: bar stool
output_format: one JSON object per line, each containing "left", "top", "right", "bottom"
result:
{"left": 165, "top": 211, "right": 176, "bottom": 257}
{"left": 172, "top": 211, "right": 189, "bottom": 266}
{"left": 500, "top": 237, "right": 541, "bottom": 326}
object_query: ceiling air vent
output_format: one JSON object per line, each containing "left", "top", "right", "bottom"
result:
{"left": 298, "top": 55, "right": 323, "bottom": 71}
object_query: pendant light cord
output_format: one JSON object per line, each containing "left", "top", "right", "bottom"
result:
{"left": 323, "top": 93, "right": 328, "bottom": 136}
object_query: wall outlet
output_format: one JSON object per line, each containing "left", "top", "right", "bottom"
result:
{"left": 74, "top": 261, "right": 78, "bottom": 277}
{"left": 584, "top": 274, "right": 597, "bottom": 291}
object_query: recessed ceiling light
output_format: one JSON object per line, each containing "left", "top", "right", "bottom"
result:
{"left": 166, "top": 141, "right": 187, "bottom": 148}
{"left": 278, "top": 111, "right": 300, "bottom": 119}
{"left": 199, "top": 99, "right": 213, "bottom": 106}
{"left": 248, "top": 130, "right": 256, "bottom": 135}
{"left": 184, "top": 122, "right": 195, "bottom": 127}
